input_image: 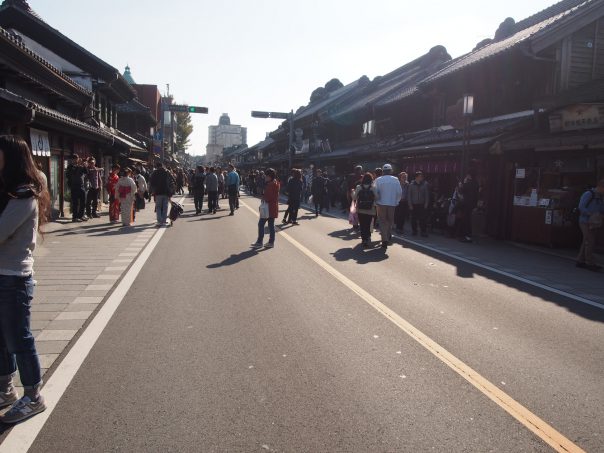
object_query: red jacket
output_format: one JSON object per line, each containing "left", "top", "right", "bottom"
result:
{"left": 263, "top": 180, "right": 280, "bottom": 218}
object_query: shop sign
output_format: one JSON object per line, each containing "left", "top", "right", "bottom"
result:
{"left": 29, "top": 128, "right": 50, "bottom": 157}
{"left": 515, "top": 168, "right": 526, "bottom": 179}
{"left": 545, "top": 210, "right": 553, "bottom": 225}
{"left": 549, "top": 104, "right": 604, "bottom": 133}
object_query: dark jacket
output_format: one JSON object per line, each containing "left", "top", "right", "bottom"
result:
{"left": 311, "top": 176, "right": 326, "bottom": 197}
{"left": 150, "top": 168, "right": 173, "bottom": 196}
{"left": 286, "top": 178, "right": 304, "bottom": 202}
{"left": 66, "top": 164, "right": 87, "bottom": 190}
{"left": 192, "top": 172, "right": 206, "bottom": 193}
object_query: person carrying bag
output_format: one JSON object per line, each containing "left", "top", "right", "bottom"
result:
{"left": 252, "top": 168, "right": 280, "bottom": 249}
{"left": 576, "top": 180, "right": 604, "bottom": 272}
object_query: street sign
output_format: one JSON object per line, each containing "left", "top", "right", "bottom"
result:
{"left": 169, "top": 105, "right": 209, "bottom": 114}
{"left": 269, "top": 112, "right": 290, "bottom": 119}
{"left": 251, "top": 110, "right": 290, "bottom": 119}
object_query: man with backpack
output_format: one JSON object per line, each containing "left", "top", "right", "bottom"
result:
{"left": 373, "top": 164, "right": 402, "bottom": 249}
{"left": 576, "top": 179, "right": 604, "bottom": 271}
{"left": 192, "top": 165, "right": 206, "bottom": 215}
{"left": 353, "top": 173, "right": 377, "bottom": 247}
{"left": 149, "top": 162, "right": 175, "bottom": 226}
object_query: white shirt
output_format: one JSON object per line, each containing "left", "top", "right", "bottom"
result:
{"left": 373, "top": 175, "right": 402, "bottom": 207}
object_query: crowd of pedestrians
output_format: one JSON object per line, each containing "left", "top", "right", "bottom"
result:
{"left": 1, "top": 131, "right": 603, "bottom": 428}
{"left": 63, "top": 156, "right": 194, "bottom": 228}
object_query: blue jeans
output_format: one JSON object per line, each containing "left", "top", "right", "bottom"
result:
{"left": 257, "top": 218, "right": 275, "bottom": 244}
{"left": 155, "top": 195, "right": 169, "bottom": 224}
{"left": 0, "top": 275, "right": 41, "bottom": 388}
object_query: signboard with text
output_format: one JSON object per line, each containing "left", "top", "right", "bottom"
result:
{"left": 29, "top": 128, "right": 51, "bottom": 157}
{"left": 549, "top": 104, "right": 604, "bottom": 133}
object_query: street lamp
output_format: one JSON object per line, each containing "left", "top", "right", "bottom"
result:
{"left": 251, "top": 109, "right": 295, "bottom": 169}
{"left": 461, "top": 94, "right": 474, "bottom": 179}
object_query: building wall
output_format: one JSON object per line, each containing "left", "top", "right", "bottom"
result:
{"left": 133, "top": 84, "right": 161, "bottom": 123}
{"left": 208, "top": 124, "right": 247, "bottom": 147}
{"left": 204, "top": 144, "right": 224, "bottom": 165}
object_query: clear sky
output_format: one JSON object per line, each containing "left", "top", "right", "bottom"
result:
{"left": 30, "top": 0, "right": 557, "bottom": 155}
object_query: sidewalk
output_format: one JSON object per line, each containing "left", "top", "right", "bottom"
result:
{"left": 15, "top": 203, "right": 162, "bottom": 387}
{"left": 288, "top": 196, "right": 604, "bottom": 307}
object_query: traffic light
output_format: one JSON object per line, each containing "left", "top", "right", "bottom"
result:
{"left": 188, "top": 106, "right": 208, "bottom": 114}
{"left": 168, "top": 105, "right": 208, "bottom": 114}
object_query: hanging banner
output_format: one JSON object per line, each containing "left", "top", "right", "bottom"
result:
{"left": 29, "top": 128, "right": 51, "bottom": 157}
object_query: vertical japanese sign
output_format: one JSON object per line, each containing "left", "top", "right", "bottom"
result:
{"left": 29, "top": 128, "right": 51, "bottom": 157}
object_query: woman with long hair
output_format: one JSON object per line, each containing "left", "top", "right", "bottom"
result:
{"left": 252, "top": 168, "right": 280, "bottom": 248}
{"left": 0, "top": 135, "right": 49, "bottom": 423}
{"left": 106, "top": 164, "right": 121, "bottom": 223}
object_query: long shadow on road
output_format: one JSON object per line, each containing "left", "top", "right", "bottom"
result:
{"left": 399, "top": 240, "right": 604, "bottom": 324}
{"left": 332, "top": 243, "right": 390, "bottom": 264}
{"left": 207, "top": 248, "right": 267, "bottom": 268}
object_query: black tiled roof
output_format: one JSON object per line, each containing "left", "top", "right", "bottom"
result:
{"left": 513, "top": 0, "right": 587, "bottom": 33}
{"left": 32, "top": 102, "right": 113, "bottom": 139}
{"left": 0, "top": 87, "right": 118, "bottom": 141}
{"left": 116, "top": 99, "right": 152, "bottom": 115}
{"left": 0, "top": 26, "right": 92, "bottom": 97}
{"left": 421, "top": 0, "right": 595, "bottom": 85}
{"left": 0, "top": 1, "right": 136, "bottom": 101}
{"left": 328, "top": 51, "right": 440, "bottom": 120}
{"left": 294, "top": 78, "right": 364, "bottom": 122}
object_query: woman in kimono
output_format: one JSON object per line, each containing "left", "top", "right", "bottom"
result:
{"left": 106, "top": 164, "right": 120, "bottom": 223}
{"left": 116, "top": 168, "right": 137, "bottom": 226}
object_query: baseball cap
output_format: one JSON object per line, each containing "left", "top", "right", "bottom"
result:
{"left": 382, "top": 163, "right": 393, "bottom": 171}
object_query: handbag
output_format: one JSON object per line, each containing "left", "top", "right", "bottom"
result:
{"left": 259, "top": 201, "right": 270, "bottom": 219}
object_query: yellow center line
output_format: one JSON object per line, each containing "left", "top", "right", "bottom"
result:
{"left": 241, "top": 199, "right": 584, "bottom": 453}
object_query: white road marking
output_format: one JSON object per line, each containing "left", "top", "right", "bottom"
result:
{"left": 295, "top": 201, "right": 604, "bottom": 311}
{"left": 0, "top": 197, "right": 184, "bottom": 453}
{"left": 240, "top": 199, "right": 585, "bottom": 453}
{"left": 396, "top": 235, "right": 604, "bottom": 311}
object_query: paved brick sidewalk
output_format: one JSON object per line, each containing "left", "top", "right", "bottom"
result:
{"left": 290, "top": 197, "right": 604, "bottom": 307}
{"left": 15, "top": 203, "right": 163, "bottom": 387}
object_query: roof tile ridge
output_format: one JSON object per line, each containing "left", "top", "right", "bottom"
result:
{"left": 0, "top": 26, "right": 92, "bottom": 96}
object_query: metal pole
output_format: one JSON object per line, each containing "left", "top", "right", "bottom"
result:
{"left": 170, "top": 111, "right": 175, "bottom": 163}
{"left": 461, "top": 117, "right": 468, "bottom": 180}
{"left": 288, "top": 110, "right": 294, "bottom": 170}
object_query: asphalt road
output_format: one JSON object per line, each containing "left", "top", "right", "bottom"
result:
{"left": 25, "top": 194, "right": 604, "bottom": 452}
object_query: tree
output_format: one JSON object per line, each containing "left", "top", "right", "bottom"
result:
{"left": 175, "top": 110, "right": 193, "bottom": 151}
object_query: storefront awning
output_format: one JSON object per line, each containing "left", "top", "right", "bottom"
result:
{"left": 388, "top": 137, "right": 496, "bottom": 156}
{"left": 111, "top": 131, "right": 146, "bottom": 152}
